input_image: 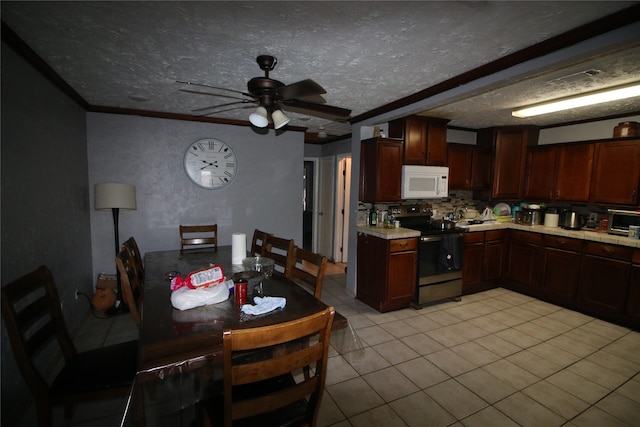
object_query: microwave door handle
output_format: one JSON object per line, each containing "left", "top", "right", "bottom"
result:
{"left": 436, "top": 176, "right": 440, "bottom": 196}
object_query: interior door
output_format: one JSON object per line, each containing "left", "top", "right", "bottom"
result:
{"left": 317, "top": 156, "right": 335, "bottom": 259}
{"left": 334, "top": 155, "right": 351, "bottom": 262}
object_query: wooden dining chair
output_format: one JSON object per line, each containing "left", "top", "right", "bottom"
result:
{"left": 262, "top": 234, "right": 295, "bottom": 276}
{"left": 121, "top": 236, "right": 144, "bottom": 283}
{"left": 116, "top": 248, "right": 143, "bottom": 328}
{"left": 250, "top": 229, "right": 272, "bottom": 256}
{"left": 290, "top": 246, "right": 328, "bottom": 299}
{"left": 1, "top": 266, "right": 138, "bottom": 427}
{"left": 202, "top": 306, "right": 335, "bottom": 427}
{"left": 180, "top": 224, "right": 218, "bottom": 253}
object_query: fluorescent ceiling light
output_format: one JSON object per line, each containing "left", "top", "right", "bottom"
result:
{"left": 512, "top": 83, "right": 640, "bottom": 118}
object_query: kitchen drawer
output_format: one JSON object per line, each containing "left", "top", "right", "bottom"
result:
{"left": 464, "top": 232, "right": 485, "bottom": 244}
{"left": 584, "top": 242, "right": 633, "bottom": 261}
{"left": 543, "top": 235, "right": 583, "bottom": 252}
{"left": 486, "top": 230, "right": 506, "bottom": 241}
{"left": 389, "top": 238, "right": 417, "bottom": 253}
{"left": 510, "top": 230, "right": 542, "bottom": 245}
{"left": 633, "top": 250, "right": 640, "bottom": 265}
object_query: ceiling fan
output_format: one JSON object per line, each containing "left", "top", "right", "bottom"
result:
{"left": 177, "top": 55, "right": 352, "bottom": 129}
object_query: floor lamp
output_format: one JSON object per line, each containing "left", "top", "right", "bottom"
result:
{"left": 95, "top": 182, "right": 137, "bottom": 312}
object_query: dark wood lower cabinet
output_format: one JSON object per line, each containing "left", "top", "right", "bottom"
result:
{"left": 540, "top": 235, "right": 582, "bottom": 307}
{"left": 357, "top": 233, "right": 417, "bottom": 312}
{"left": 626, "top": 255, "right": 640, "bottom": 329}
{"left": 462, "top": 230, "right": 505, "bottom": 295}
{"left": 504, "top": 230, "right": 542, "bottom": 296}
{"left": 578, "top": 254, "right": 630, "bottom": 323}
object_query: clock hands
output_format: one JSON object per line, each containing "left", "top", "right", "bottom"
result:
{"left": 200, "top": 160, "right": 218, "bottom": 170}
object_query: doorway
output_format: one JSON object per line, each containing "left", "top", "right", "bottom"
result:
{"left": 303, "top": 160, "right": 315, "bottom": 251}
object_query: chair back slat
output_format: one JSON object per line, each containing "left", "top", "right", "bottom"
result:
{"left": 116, "top": 248, "right": 143, "bottom": 328}
{"left": 121, "top": 236, "right": 144, "bottom": 282}
{"left": 290, "top": 246, "right": 327, "bottom": 298}
{"left": 250, "top": 229, "right": 272, "bottom": 256}
{"left": 262, "top": 235, "right": 295, "bottom": 276}
{"left": 219, "top": 306, "right": 335, "bottom": 427}
{"left": 180, "top": 224, "right": 218, "bottom": 253}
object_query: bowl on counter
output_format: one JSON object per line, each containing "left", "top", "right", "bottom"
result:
{"left": 464, "top": 209, "right": 479, "bottom": 219}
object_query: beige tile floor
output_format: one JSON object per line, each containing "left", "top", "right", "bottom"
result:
{"left": 25, "top": 263, "right": 640, "bottom": 426}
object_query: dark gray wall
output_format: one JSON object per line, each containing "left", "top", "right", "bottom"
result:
{"left": 1, "top": 42, "right": 92, "bottom": 425}
{"left": 87, "top": 113, "right": 304, "bottom": 278}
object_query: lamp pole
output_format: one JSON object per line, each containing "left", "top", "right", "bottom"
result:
{"left": 95, "top": 182, "right": 137, "bottom": 313}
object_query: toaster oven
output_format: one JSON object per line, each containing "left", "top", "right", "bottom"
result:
{"left": 607, "top": 209, "right": 640, "bottom": 236}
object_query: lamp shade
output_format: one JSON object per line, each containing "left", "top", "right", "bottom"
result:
{"left": 272, "top": 109, "right": 290, "bottom": 129}
{"left": 249, "top": 106, "right": 269, "bottom": 128}
{"left": 95, "top": 183, "right": 137, "bottom": 210}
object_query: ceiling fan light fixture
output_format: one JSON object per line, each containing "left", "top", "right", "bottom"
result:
{"left": 249, "top": 106, "right": 269, "bottom": 127}
{"left": 272, "top": 108, "right": 290, "bottom": 129}
{"left": 512, "top": 83, "right": 640, "bottom": 118}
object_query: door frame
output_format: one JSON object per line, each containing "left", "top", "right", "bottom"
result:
{"left": 334, "top": 154, "right": 351, "bottom": 262}
{"left": 303, "top": 157, "right": 320, "bottom": 253}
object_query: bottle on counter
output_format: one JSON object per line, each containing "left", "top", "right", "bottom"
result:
{"left": 370, "top": 207, "right": 377, "bottom": 226}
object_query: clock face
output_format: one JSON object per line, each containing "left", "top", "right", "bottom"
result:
{"left": 183, "top": 138, "right": 238, "bottom": 189}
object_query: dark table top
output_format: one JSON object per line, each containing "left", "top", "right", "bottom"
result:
{"left": 138, "top": 246, "right": 330, "bottom": 380}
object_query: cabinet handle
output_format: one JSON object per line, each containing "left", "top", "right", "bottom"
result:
{"left": 633, "top": 189, "right": 637, "bottom": 203}
{"left": 558, "top": 239, "right": 567, "bottom": 245}
{"left": 602, "top": 247, "right": 615, "bottom": 254}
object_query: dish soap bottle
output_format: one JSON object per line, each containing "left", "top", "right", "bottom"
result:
{"left": 370, "top": 207, "right": 377, "bottom": 226}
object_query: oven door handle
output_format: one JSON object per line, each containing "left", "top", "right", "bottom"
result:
{"left": 420, "top": 236, "right": 443, "bottom": 242}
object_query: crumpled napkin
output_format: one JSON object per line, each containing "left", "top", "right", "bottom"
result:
{"left": 241, "top": 296, "right": 286, "bottom": 316}
{"left": 171, "top": 281, "right": 230, "bottom": 311}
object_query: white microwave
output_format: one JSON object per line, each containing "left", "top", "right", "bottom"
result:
{"left": 401, "top": 165, "right": 449, "bottom": 199}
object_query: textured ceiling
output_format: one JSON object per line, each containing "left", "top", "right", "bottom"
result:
{"left": 2, "top": 1, "right": 640, "bottom": 139}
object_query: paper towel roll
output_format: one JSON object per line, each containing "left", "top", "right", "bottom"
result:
{"left": 232, "top": 233, "right": 247, "bottom": 264}
{"left": 544, "top": 213, "right": 559, "bottom": 228}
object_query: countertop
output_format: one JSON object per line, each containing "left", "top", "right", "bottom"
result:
{"left": 358, "top": 221, "right": 640, "bottom": 248}
{"left": 455, "top": 221, "right": 640, "bottom": 248}
{"left": 356, "top": 225, "right": 421, "bottom": 240}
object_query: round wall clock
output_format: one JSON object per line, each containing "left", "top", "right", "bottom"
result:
{"left": 183, "top": 138, "right": 238, "bottom": 190}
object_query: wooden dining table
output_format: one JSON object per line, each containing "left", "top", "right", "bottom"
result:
{"left": 121, "top": 246, "right": 353, "bottom": 425}
{"left": 137, "top": 246, "right": 342, "bottom": 380}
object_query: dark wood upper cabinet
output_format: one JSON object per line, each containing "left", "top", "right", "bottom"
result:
{"left": 389, "top": 116, "right": 450, "bottom": 166}
{"left": 483, "top": 127, "right": 538, "bottom": 199}
{"left": 524, "top": 146, "right": 557, "bottom": 200}
{"left": 359, "top": 137, "right": 403, "bottom": 203}
{"left": 447, "top": 143, "right": 491, "bottom": 190}
{"left": 590, "top": 139, "right": 640, "bottom": 206}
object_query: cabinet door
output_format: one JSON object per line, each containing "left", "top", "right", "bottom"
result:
{"left": 492, "top": 129, "right": 530, "bottom": 199}
{"left": 377, "top": 141, "right": 403, "bottom": 202}
{"left": 578, "top": 254, "right": 630, "bottom": 320}
{"left": 505, "top": 231, "right": 541, "bottom": 294}
{"left": 471, "top": 147, "right": 492, "bottom": 190}
{"left": 462, "top": 233, "right": 484, "bottom": 293}
{"left": 626, "top": 262, "right": 640, "bottom": 328}
{"left": 356, "top": 233, "right": 387, "bottom": 307}
{"left": 524, "top": 146, "right": 557, "bottom": 200}
{"left": 591, "top": 140, "right": 640, "bottom": 205}
{"left": 403, "top": 117, "right": 427, "bottom": 165}
{"left": 360, "top": 138, "right": 403, "bottom": 203}
{"left": 388, "top": 251, "right": 418, "bottom": 307}
{"left": 541, "top": 247, "right": 581, "bottom": 306}
{"left": 555, "top": 143, "right": 594, "bottom": 202}
{"left": 448, "top": 144, "right": 473, "bottom": 189}
{"left": 425, "top": 120, "right": 448, "bottom": 166}
{"left": 484, "top": 240, "right": 505, "bottom": 282}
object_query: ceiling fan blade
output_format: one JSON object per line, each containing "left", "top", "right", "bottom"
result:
{"left": 177, "top": 80, "right": 255, "bottom": 99}
{"left": 281, "top": 99, "right": 352, "bottom": 120}
{"left": 275, "top": 79, "right": 326, "bottom": 100}
{"left": 179, "top": 89, "right": 249, "bottom": 101}
{"left": 192, "top": 100, "right": 254, "bottom": 113}
{"left": 198, "top": 105, "right": 256, "bottom": 117}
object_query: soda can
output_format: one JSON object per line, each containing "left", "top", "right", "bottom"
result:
{"left": 234, "top": 279, "right": 248, "bottom": 306}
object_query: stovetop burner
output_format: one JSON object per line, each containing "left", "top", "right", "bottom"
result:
{"left": 391, "top": 204, "right": 461, "bottom": 236}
